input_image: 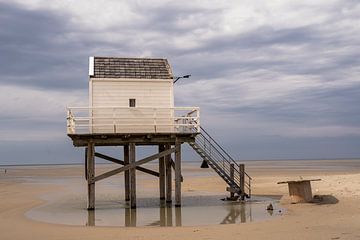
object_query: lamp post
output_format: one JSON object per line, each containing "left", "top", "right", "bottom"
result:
{"left": 173, "top": 74, "right": 191, "bottom": 84}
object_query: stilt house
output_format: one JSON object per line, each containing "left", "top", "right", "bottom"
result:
{"left": 67, "top": 56, "right": 251, "bottom": 210}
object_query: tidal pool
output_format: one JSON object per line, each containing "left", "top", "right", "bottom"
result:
{"left": 26, "top": 195, "right": 283, "bottom": 227}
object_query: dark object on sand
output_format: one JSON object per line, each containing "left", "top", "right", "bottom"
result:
{"left": 266, "top": 203, "right": 274, "bottom": 210}
{"left": 200, "top": 160, "right": 209, "bottom": 168}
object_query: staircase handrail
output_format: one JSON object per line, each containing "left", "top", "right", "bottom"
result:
{"left": 199, "top": 127, "right": 252, "bottom": 180}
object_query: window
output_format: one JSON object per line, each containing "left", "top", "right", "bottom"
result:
{"left": 129, "top": 98, "right": 136, "bottom": 107}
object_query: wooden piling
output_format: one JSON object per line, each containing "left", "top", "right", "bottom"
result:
{"left": 174, "top": 140, "right": 182, "bottom": 207}
{"left": 230, "top": 163, "right": 235, "bottom": 198}
{"left": 129, "top": 143, "right": 136, "bottom": 208}
{"left": 159, "top": 144, "right": 166, "bottom": 200}
{"left": 87, "top": 142, "right": 95, "bottom": 210}
{"left": 124, "top": 145, "right": 130, "bottom": 201}
{"left": 165, "top": 144, "right": 172, "bottom": 203}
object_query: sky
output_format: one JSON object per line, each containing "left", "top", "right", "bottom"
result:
{"left": 0, "top": 0, "right": 359, "bottom": 165}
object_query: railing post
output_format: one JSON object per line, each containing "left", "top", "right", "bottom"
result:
{"left": 112, "top": 107, "right": 116, "bottom": 133}
{"left": 230, "top": 163, "right": 235, "bottom": 198}
{"left": 239, "top": 164, "right": 245, "bottom": 200}
{"left": 197, "top": 108, "right": 200, "bottom": 133}
{"left": 66, "top": 109, "right": 71, "bottom": 134}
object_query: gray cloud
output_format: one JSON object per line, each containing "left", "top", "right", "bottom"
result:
{"left": 0, "top": 2, "right": 89, "bottom": 90}
{"left": 0, "top": 0, "right": 359, "bottom": 163}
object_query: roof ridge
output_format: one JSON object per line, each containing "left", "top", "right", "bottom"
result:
{"left": 94, "top": 56, "right": 168, "bottom": 61}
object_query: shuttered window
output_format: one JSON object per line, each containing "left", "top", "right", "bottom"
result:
{"left": 129, "top": 98, "right": 136, "bottom": 107}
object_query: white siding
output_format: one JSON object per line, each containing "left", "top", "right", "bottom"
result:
{"left": 91, "top": 78, "right": 173, "bottom": 108}
{"left": 90, "top": 78, "right": 174, "bottom": 133}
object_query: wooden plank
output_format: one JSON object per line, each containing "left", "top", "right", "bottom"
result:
{"left": 165, "top": 144, "right": 172, "bottom": 203}
{"left": 95, "top": 152, "right": 159, "bottom": 177}
{"left": 159, "top": 145, "right": 166, "bottom": 200}
{"left": 124, "top": 145, "right": 130, "bottom": 201}
{"left": 69, "top": 133, "right": 196, "bottom": 147}
{"left": 175, "top": 140, "right": 181, "bottom": 207}
{"left": 130, "top": 143, "right": 136, "bottom": 208}
{"left": 277, "top": 179, "right": 321, "bottom": 184}
{"left": 87, "top": 142, "right": 95, "bottom": 210}
{"left": 93, "top": 147, "right": 176, "bottom": 182}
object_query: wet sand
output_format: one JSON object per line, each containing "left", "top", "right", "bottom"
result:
{"left": 1, "top": 160, "right": 360, "bottom": 239}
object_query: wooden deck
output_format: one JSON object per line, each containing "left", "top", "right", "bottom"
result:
{"left": 68, "top": 132, "right": 197, "bottom": 147}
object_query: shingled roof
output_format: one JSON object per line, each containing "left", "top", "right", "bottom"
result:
{"left": 90, "top": 57, "right": 173, "bottom": 79}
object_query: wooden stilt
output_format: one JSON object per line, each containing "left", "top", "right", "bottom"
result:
{"left": 87, "top": 142, "right": 95, "bottom": 210}
{"left": 165, "top": 144, "right": 172, "bottom": 203}
{"left": 174, "top": 139, "right": 182, "bottom": 207}
{"left": 124, "top": 145, "right": 130, "bottom": 201}
{"left": 230, "top": 163, "right": 235, "bottom": 198}
{"left": 159, "top": 144, "right": 166, "bottom": 200}
{"left": 129, "top": 143, "right": 136, "bottom": 208}
{"left": 239, "top": 164, "right": 245, "bottom": 200}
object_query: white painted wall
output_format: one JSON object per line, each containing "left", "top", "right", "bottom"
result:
{"left": 89, "top": 78, "right": 174, "bottom": 133}
{"left": 91, "top": 78, "right": 173, "bottom": 108}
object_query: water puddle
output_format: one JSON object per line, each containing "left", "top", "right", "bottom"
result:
{"left": 26, "top": 195, "right": 284, "bottom": 227}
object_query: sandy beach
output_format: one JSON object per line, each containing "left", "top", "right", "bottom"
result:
{"left": 1, "top": 160, "right": 360, "bottom": 240}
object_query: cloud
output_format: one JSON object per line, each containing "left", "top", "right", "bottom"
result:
{"left": 0, "top": 85, "right": 87, "bottom": 141}
{"left": 0, "top": 0, "right": 359, "bottom": 162}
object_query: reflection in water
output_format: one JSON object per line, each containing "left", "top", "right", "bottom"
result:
{"left": 86, "top": 210, "right": 95, "bottom": 226}
{"left": 221, "top": 204, "right": 246, "bottom": 224}
{"left": 175, "top": 206, "right": 182, "bottom": 226}
{"left": 124, "top": 208, "right": 137, "bottom": 227}
{"left": 86, "top": 199, "right": 278, "bottom": 227}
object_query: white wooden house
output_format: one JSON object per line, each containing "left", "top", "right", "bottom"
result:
{"left": 67, "top": 57, "right": 200, "bottom": 135}
{"left": 66, "top": 56, "right": 251, "bottom": 210}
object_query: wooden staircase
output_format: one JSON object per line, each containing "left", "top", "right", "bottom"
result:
{"left": 189, "top": 127, "right": 252, "bottom": 199}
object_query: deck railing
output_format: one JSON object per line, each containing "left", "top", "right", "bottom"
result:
{"left": 67, "top": 107, "right": 200, "bottom": 135}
